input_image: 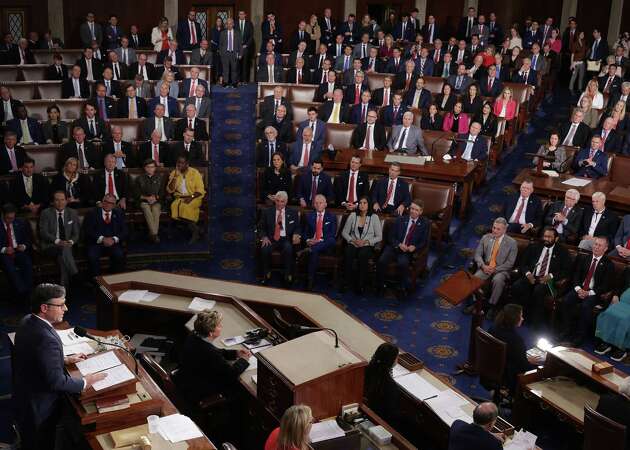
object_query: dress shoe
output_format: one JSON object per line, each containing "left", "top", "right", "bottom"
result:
{"left": 610, "top": 349, "right": 627, "bottom": 362}
{"left": 594, "top": 343, "right": 612, "bottom": 355}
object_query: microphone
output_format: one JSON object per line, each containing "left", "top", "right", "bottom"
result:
{"left": 272, "top": 309, "right": 340, "bottom": 348}
{"left": 431, "top": 134, "right": 457, "bottom": 160}
{"left": 74, "top": 326, "right": 139, "bottom": 374}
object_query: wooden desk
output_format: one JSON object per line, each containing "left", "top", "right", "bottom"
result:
{"left": 95, "top": 270, "right": 522, "bottom": 449}
{"left": 515, "top": 346, "right": 629, "bottom": 431}
{"left": 323, "top": 148, "right": 478, "bottom": 218}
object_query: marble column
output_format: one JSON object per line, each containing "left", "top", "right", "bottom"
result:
{"left": 48, "top": 0, "right": 64, "bottom": 41}
{"left": 345, "top": 0, "right": 357, "bottom": 18}
{"left": 251, "top": 0, "right": 264, "bottom": 50}
{"left": 607, "top": 0, "right": 623, "bottom": 47}
{"left": 164, "top": 0, "right": 178, "bottom": 29}
{"left": 415, "top": 0, "right": 427, "bottom": 24}
{"left": 561, "top": 0, "right": 578, "bottom": 31}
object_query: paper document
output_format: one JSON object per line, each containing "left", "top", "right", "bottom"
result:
{"left": 392, "top": 364, "right": 410, "bottom": 378}
{"left": 156, "top": 414, "right": 203, "bottom": 443}
{"left": 251, "top": 345, "right": 272, "bottom": 354}
{"left": 309, "top": 420, "right": 346, "bottom": 443}
{"left": 247, "top": 355, "right": 258, "bottom": 370}
{"left": 222, "top": 335, "right": 245, "bottom": 346}
{"left": 63, "top": 342, "right": 95, "bottom": 356}
{"left": 561, "top": 177, "right": 591, "bottom": 187}
{"left": 140, "top": 292, "right": 160, "bottom": 302}
{"left": 119, "top": 290, "right": 148, "bottom": 302}
{"left": 542, "top": 170, "right": 559, "bottom": 177}
{"left": 76, "top": 351, "right": 121, "bottom": 375}
{"left": 92, "top": 363, "right": 135, "bottom": 391}
{"left": 504, "top": 429, "right": 538, "bottom": 450}
{"left": 187, "top": 297, "right": 216, "bottom": 312}
{"left": 425, "top": 390, "right": 469, "bottom": 410}
{"left": 8, "top": 332, "right": 15, "bottom": 344}
{"left": 394, "top": 373, "right": 441, "bottom": 400}
{"left": 56, "top": 328, "right": 89, "bottom": 346}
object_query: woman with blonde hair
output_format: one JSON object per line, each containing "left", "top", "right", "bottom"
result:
{"left": 599, "top": 100, "right": 629, "bottom": 131}
{"left": 265, "top": 404, "right": 313, "bottom": 450}
{"left": 578, "top": 95, "right": 599, "bottom": 129}
{"left": 493, "top": 86, "right": 517, "bottom": 121}
{"left": 50, "top": 157, "right": 93, "bottom": 208}
{"left": 578, "top": 79, "right": 604, "bottom": 109}
{"left": 152, "top": 17, "right": 174, "bottom": 52}
{"left": 156, "top": 71, "right": 179, "bottom": 98}
{"left": 305, "top": 15, "right": 321, "bottom": 54}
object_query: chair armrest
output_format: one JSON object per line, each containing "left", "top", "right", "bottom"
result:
{"left": 198, "top": 392, "right": 226, "bottom": 410}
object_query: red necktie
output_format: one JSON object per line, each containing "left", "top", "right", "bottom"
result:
{"left": 190, "top": 22, "right": 197, "bottom": 45}
{"left": 5, "top": 223, "right": 14, "bottom": 258}
{"left": 625, "top": 237, "right": 630, "bottom": 250}
{"left": 311, "top": 176, "right": 317, "bottom": 205}
{"left": 385, "top": 179, "right": 394, "bottom": 205}
{"left": 107, "top": 172, "right": 114, "bottom": 195}
{"left": 104, "top": 212, "right": 111, "bottom": 224}
{"left": 315, "top": 213, "right": 323, "bottom": 240}
{"left": 405, "top": 74, "right": 411, "bottom": 90}
{"left": 189, "top": 79, "right": 196, "bottom": 98}
{"left": 354, "top": 85, "right": 360, "bottom": 105}
{"left": 383, "top": 89, "right": 389, "bottom": 106}
{"left": 365, "top": 126, "right": 371, "bottom": 150}
{"left": 513, "top": 197, "right": 525, "bottom": 223}
{"left": 404, "top": 220, "right": 416, "bottom": 245}
{"left": 361, "top": 105, "right": 367, "bottom": 123}
{"left": 434, "top": 51, "right": 440, "bottom": 63}
{"left": 488, "top": 79, "right": 492, "bottom": 93}
{"left": 273, "top": 210, "right": 282, "bottom": 241}
{"left": 301, "top": 144, "right": 310, "bottom": 166}
{"left": 348, "top": 172, "right": 356, "bottom": 203}
{"left": 188, "top": 119, "right": 193, "bottom": 129}
{"left": 152, "top": 144, "right": 160, "bottom": 164}
{"left": 582, "top": 258, "right": 598, "bottom": 291}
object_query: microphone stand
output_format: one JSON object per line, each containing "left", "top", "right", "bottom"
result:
{"left": 75, "top": 327, "right": 139, "bottom": 374}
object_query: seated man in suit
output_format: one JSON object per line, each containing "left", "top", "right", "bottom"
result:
{"left": 174, "top": 128, "right": 205, "bottom": 166}
{"left": 376, "top": 199, "right": 429, "bottom": 297}
{"left": 84, "top": 193, "right": 127, "bottom": 278}
{"left": 167, "top": 154, "right": 206, "bottom": 243}
{"left": 479, "top": 65, "right": 503, "bottom": 97}
{"left": 117, "top": 84, "right": 148, "bottom": 118}
{"left": 0, "top": 131, "right": 26, "bottom": 175}
{"left": 595, "top": 117, "right": 623, "bottom": 153}
{"left": 296, "top": 107, "right": 326, "bottom": 148}
{"left": 148, "top": 82, "right": 179, "bottom": 118}
{"left": 318, "top": 89, "right": 349, "bottom": 124}
{"left": 45, "top": 53, "right": 68, "bottom": 80}
{"left": 394, "top": 60, "right": 418, "bottom": 91}
{"left": 300, "top": 194, "right": 337, "bottom": 290}
{"left": 157, "top": 39, "right": 185, "bottom": 65}
{"left": 62, "top": 64, "right": 91, "bottom": 99}
{"left": 260, "top": 86, "right": 293, "bottom": 123}
{"left": 289, "top": 127, "right": 321, "bottom": 173}
{"left": 511, "top": 227, "right": 570, "bottom": 328}
{"left": 129, "top": 53, "right": 156, "bottom": 81}
{"left": 559, "top": 109, "right": 591, "bottom": 148}
{"left": 90, "top": 83, "right": 117, "bottom": 120}
{"left": 372, "top": 76, "right": 393, "bottom": 108}
{"left": 447, "top": 64, "right": 473, "bottom": 95}
{"left": 404, "top": 77, "right": 432, "bottom": 111}
{"left": 60, "top": 126, "right": 102, "bottom": 170}
{"left": 387, "top": 111, "right": 428, "bottom": 155}
{"left": 286, "top": 57, "right": 312, "bottom": 84}
{"left": 380, "top": 93, "right": 405, "bottom": 127}
{"left": 448, "top": 402, "right": 504, "bottom": 450}
{"left": 296, "top": 160, "right": 334, "bottom": 207}
{"left": 13, "top": 284, "right": 106, "bottom": 450}
{"left": 372, "top": 162, "right": 411, "bottom": 215}
{"left": 259, "top": 104, "right": 293, "bottom": 144}
{"left": 334, "top": 155, "right": 369, "bottom": 210}
{"left": 73, "top": 103, "right": 110, "bottom": 142}
{"left": 6, "top": 105, "right": 45, "bottom": 145}
{"left": 259, "top": 191, "right": 301, "bottom": 286}
{"left": 501, "top": 179, "right": 542, "bottom": 235}
{"left": 351, "top": 109, "right": 387, "bottom": 150}
{"left": 544, "top": 189, "right": 583, "bottom": 242}
{"left": 256, "top": 126, "right": 288, "bottom": 168}
{"left": 143, "top": 104, "right": 174, "bottom": 141}
{"left": 348, "top": 90, "right": 373, "bottom": 125}
{"left": 39, "top": 191, "right": 81, "bottom": 287}
{"left": 435, "top": 52, "right": 457, "bottom": 78}
{"left": 10, "top": 157, "right": 48, "bottom": 215}
{"left": 578, "top": 191, "right": 619, "bottom": 250}
{"left": 334, "top": 45, "right": 354, "bottom": 72}
{"left": 99, "top": 67, "right": 122, "bottom": 99}
{"left": 94, "top": 154, "right": 128, "bottom": 209}
{"left": 190, "top": 39, "right": 212, "bottom": 65}
{"left": 185, "top": 84, "right": 211, "bottom": 118}
{"left": 0, "top": 203, "right": 32, "bottom": 299}
{"left": 385, "top": 47, "right": 404, "bottom": 74}
{"left": 257, "top": 53, "right": 284, "bottom": 83}
{"left": 362, "top": 46, "right": 383, "bottom": 73}
{"left": 139, "top": 129, "right": 173, "bottom": 168}
{"left": 175, "top": 104, "right": 209, "bottom": 141}
{"left": 471, "top": 217, "right": 518, "bottom": 319}
{"left": 611, "top": 214, "right": 630, "bottom": 260}
{"left": 560, "top": 236, "right": 614, "bottom": 347}
{"left": 315, "top": 68, "right": 340, "bottom": 102}
{"left": 104, "top": 51, "right": 128, "bottom": 83}
{"left": 511, "top": 57, "right": 537, "bottom": 86}
{"left": 103, "top": 125, "right": 133, "bottom": 169}
{"left": 445, "top": 122, "right": 488, "bottom": 161}
{"left": 344, "top": 70, "right": 369, "bottom": 104}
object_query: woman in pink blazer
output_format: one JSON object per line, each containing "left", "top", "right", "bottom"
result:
{"left": 493, "top": 87, "right": 517, "bottom": 120}
{"left": 442, "top": 101, "right": 470, "bottom": 133}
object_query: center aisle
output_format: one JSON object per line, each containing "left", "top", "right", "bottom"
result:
{"left": 207, "top": 85, "right": 258, "bottom": 282}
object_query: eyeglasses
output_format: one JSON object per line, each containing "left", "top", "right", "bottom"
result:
{"left": 45, "top": 302, "right": 67, "bottom": 308}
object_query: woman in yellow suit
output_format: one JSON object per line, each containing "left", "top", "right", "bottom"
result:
{"left": 167, "top": 154, "right": 205, "bottom": 243}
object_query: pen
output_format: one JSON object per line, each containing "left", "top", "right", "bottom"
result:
{"left": 423, "top": 395, "right": 438, "bottom": 401}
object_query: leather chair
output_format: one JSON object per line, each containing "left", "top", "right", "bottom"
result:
{"left": 291, "top": 102, "right": 314, "bottom": 123}
{"left": 411, "top": 180, "right": 455, "bottom": 243}
{"left": 108, "top": 118, "right": 144, "bottom": 142}
{"left": 423, "top": 76, "right": 445, "bottom": 95}
{"left": 3, "top": 82, "right": 37, "bottom": 100}
{"left": 474, "top": 326, "right": 507, "bottom": 405}
{"left": 423, "top": 130, "right": 456, "bottom": 159}
{"left": 289, "top": 85, "right": 318, "bottom": 103}
{"left": 584, "top": 404, "right": 626, "bottom": 450}
{"left": 21, "top": 66, "right": 48, "bottom": 81}
{"left": 0, "top": 66, "right": 20, "bottom": 82}
{"left": 258, "top": 83, "right": 286, "bottom": 99}
{"left": 37, "top": 82, "right": 63, "bottom": 100}
{"left": 366, "top": 72, "right": 387, "bottom": 91}
{"left": 325, "top": 123, "right": 355, "bottom": 149}
{"left": 25, "top": 145, "right": 61, "bottom": 172}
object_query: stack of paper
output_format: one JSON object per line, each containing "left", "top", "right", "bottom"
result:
{"left": 75, "top": 351, "right": 136, "bottom": 391}
{"left": 392, "top": 364, "right": 410, "bottom": 378}
{"left": 92, "top": 364, "right": 135, "bottom": 391}
{"left": 57, "top": 328, "right": 90, "bottom": 346}
{"left": 119, "top": 290, "right": 160, "bottom": 303}
{"left": 394, "top": 373, "right": 441, "bottom": 401}
{"left": 425, "top": 390, "right": 472, "bottom": 426}
{"left": 561, "top": 178, "right": 591, "bottom": 187}
{"left": 247, "top": 355, "right": 258, "bottom": 370}
{"left": 222, "top": 335, "right": 245, "bottom": 346}
{"left": 155, "top": 414, "right": 203, "bottom": 443}
{"left": 505, "top": 429, "right": 538, "bottom": 450}
{"left": 309, "top": 420, "right": 346, "bottom": 443}
{"left": 187, "top": 297, "right": 216, "bottom": 312}
{"left": 63, "top": 342, "right": 96, "bottom": 357}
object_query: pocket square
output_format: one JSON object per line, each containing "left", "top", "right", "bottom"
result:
{"left": 289, "top": 220, "right": 294, "bottom": 224}
{"left": 325, "top": 222, "right": 331, "bottom": 225}
{"left": 68, "top": 221, "right": 73, "bottom": 224}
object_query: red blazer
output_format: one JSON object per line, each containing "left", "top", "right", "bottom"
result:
{"left": 493, "top": 99, "right": 517, "bottom": 120}
{"left": 379, "top": 45, "right": 394, "bottom": 58}
{"left": 442, "top": 113, "right": 470, "bottom": 134}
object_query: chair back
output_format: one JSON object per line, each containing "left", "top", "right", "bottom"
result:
{"left": 474, "top": 326, "right": 507, "bottom": 386}
{"left": 138, "top": 353, "right": 184, "bottom": 409}
{"left": 583, "top": 404, "right": 626, "bottom": 450}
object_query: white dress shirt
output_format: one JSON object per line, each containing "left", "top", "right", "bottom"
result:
{"left": 587, "top": 209, "right": 605, "bottom": 236}
{"left": 509, "top": 197, "right": 530, "bottom": 224}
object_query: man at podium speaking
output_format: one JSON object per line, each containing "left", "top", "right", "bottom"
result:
{"left": 13, "top": 283, "right": 107, "bottom": 450}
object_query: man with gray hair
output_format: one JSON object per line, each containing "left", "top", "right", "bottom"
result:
{"left": 219, "top": 17, "right": 242, "bottom": 87}
{"left": 543, "top": 189, "right": 583, "bottom": 242}
{"left": 258, "top": 191, "right": 301, "bottom": 286}
{"left": 448, "top": 402, "right": 504, "bottom": 449}
{"left": 470, "top": 217, "right": 518, "bottom": 319}
{"left": 578, "top": 191, "right": 619, "bottom": 250}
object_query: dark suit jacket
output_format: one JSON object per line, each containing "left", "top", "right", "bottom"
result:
{"left": 60, "top": 141, "right": 102, "bottom": 170}
{"left": 260, "top": 96, "right": 293, "bottom": 122}
{"left": 559, "top": 121, "right": 591, "bottom": 148}
{"left": 380, "top": 105, "right": 405, "bottom": 126}
{"left": 176, "top": 20, "right": 203, "bottom": 50}
{"left": 302, "top": 210, "right": 337, "bottom": 244}
{"left": 256, "top": 65, "right": 285, "bottom": 82}
{"left": 72, "top": 117, "right": 110, "bottom": 141}
{"left": 89, "top": 96, "right": 118, "bottom": 119}
{"left": 448, "top": 134, "right": 489, "bottom": 160}
{"left": 587, "top": 39, "right": 609, "bottom": 62}
{"left": 117, "top": 96, "right": 148, "bottom": 118}
{"left": 597, "top": 75, "right": 623, "bottom": 95}
{"left": 296, "top": 172, "right": 334, "bottom": 204}
{"left": 256, "top": 140, "right": 288, "bottom": 168}
{"left": 288, "top": 50, "right": 311, "bottom": 69}
{"left": 103, "top": 25, "right": 122, "bottom": 49}
{"left": 479, "top": 75, "right": 503, "bottom": 97}
{"left": 138, "top": 141, "right": 173, "bottom": 167}
{"left": 371, "top": 177, "right": 411, "bottom": 210}
{"left": 181, "top": 78, "right": 209, "bottom": 96}
{"left": 103, "top": 141, "right": 134, "bottom": 167}
{"left": 173, "top": 141, "right": 205, "bottom": 165}
{"left": 571, "top": 253, "right": 613, "bottom": 296}
{"left": 334, "top": 171, "right": 370, "bottom": 205}
{"left": 285, "top": 68, "right": 312, "bottom": 84}
{"left": 263, "top": 117, "right": 294, "bottom": 144}
{"left": 579, "top": 207, "right": 619, "bottom": 243}
{"left": 0, "top": 217, "right": 31, "bottom": 249}
{"left": 351, "top": 123, "right": 387, "bottom": 150}
{"left": 594, "top": 127, "right": 623, "bottom": 153}
{"left": 0, "top": 98, "right": 22, "bottom": 124}
{"left": 518, "top": 242, "right": 570, "bottom": 279}
{"left": 361, "top": 56, "right": 384, "bottom": 73}
{"left": 544, "top": 201, "right": 584, "bottom": 239}
{"left": 289, "top": 31, "right": 311, "bottom": 51}
{"left": 421, "top": 24, "right": 441, "bottom": 43}
{"left": 83, "top": 207, "right": 128, "bottom": 244}
{"left": 571, "top": 148, "right": 609, "bottom": 178}
{"left": 61, "top": 78, "right": 91, "bottom": 99}
{"left": 93, "top": 168, "right": 128, "bottom": 202}
{"left": 147, "top": 96, "right": 179, "bottom": 118}
{"left": 403, "top": 88, "right": 432, "bottom": 110}
{"left": 318, "top": 102, "right": 350, "bottom": 123}
{"left": 387, "top": 215, "right": 429, "bottom": 249}
{"left": 448, "top": 420, "right": 502, "bottom": 450}
{"left": 343, "top": 84, "right": 370, "bottom": 105}
{"left": 393, "top": 72, "right": 419, "bottom": 91}
{"left": 314, "top": 82, "right": 342, "bottom": 102}
{"left": 174, "top": 117, "right": 208, "bottom": 141}
{"left": 371, "top": 88, "right": 393, "bottom": 107}
{"left": 434, "top": 61, "right": 457, "bottom": 78}
{"left": 6, "top": 118, "right": 45, "bottom": 144}
{"left": 511, "top": 68, "right": 538, "bottom": 86}
{"left": 128, "top": 62, "right": 156, "bottom": 80}
{"left": 13, "top": 315, "right": 84, "bottom": 433}
{"left": 457, "top": 17, "right": 478, "bottom": 40}
{"left": 10, "top": 173, "right": 49, "bottom": 208}
{"left": 156, "top": 49, "right": 185, "bottom": 65}
{"left": 289, "top": 141, "right": 323, "bottom": 167}
{"left": 76, "top": 58, "right": 103, "bottom": 80}
{"left": 348, "top": 103, "right": 374, "bottom": 124}
{"left": 45, "top": 64, "right": 68, "bottom": 81}
{"left": 0, "top": 146, "right": 26, "bottom": 175}
{"left": 259, "top": 206, "right": 300, "bottom": 240}
{"left": 385, "top": 58, "right": 405, "bottom": 74}
{"left": 502, "top": 194, "right": 543, "bottom": 227}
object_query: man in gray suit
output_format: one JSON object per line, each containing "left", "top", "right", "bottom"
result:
{"left": 190, "top": 39, "right": 212, "bottom": 65}
{"left": 185, "top": 84, "right": 211, "bottom": 118}
{"left": 611, "top": 214, "right": 630, "bottom": 260}
{"left": 472, "top": 217, "right": 518, "bottom": 319}
{"left": 115, "top": 37, "right": 137, "bottom": 65}
{"left": 447, "top": 64, "right": 473, "bottom": 94}
{"left": 79, "top": 12, "right": 103, "bottom": 48}
{"left": 387, "top": 111, "right": 428, "bottom": 155}
{"left": 143, "top": 104, "right": 173, "bottom": 140}
{"left": 543, "top": 189, "right": 583, "bottom": 242}
{"left": 219, "top": 18, "right": 242, "bottom": 87}
{"left": 39, "top": 191, "right": 80, "bottom": 287}
{"left": 471, "top": 15, "right": 490, "bottom": 46}
{"left": 257, "top": 53, "right": 284, "bottom": 83}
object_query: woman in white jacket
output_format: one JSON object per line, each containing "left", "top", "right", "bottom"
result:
{"left": 152, "top": 17, "right": 174, "bottom": 52}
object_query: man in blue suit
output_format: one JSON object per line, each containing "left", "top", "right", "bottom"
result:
{"left": 83, "top": 193, "right": 128, "bottom": 278}
{"left": 177, "top": 9, "right": 203, "bottom": 50}
{"left": 403, "top": 77, "right": 432, "bottom": 110}
{"left": 296, "top": 107, "right": 326, "bottom": 148}
{"left": 296, "top": 160, "right": 335, "bottom": 207}
{"left": 148, "top": 82, "right": 179, "bottom": 118}
{"left": 6, "top": 105, "right": 45, "bottom": 145}
{"left": 511, "top": 58, "right": 537, "bottom": 86}
{"left": 447, "top": 122, "right": 488, "bottom": 161}
{"left": 0, "top": 203, "right": 32, "bottom": 299}
{"left": 392, "top": 13, "right": 415, "bottom": 43}
{"left": 259, "top": 191, "right": 301, "bottom": 286}
{"left": 610, "top": 214, "right": 630, "bottom": 260}
{"left": 301, "top": 194, "right": 336, "bottom": 290}
{"left": 182, "top": 67, "right": 209, "bottom": 98}
{"left": 572, "top": 135, "right": 608, "bottom": 179}
{"left": 156, "top": 40, "right": 186, "bottom": 66}
{"left": 501, "top": 179, "right": 543, "bottom": 235}
{"left": 348, "top": 91, "right": 374, "bottom": 124}
{"left": 13, "top": 284, "right": 107, "bottom": 450}
{"left": 376, "top": 199, "right": 429, "bottom": 297}
{"left": 385, "top": 48, "right": 405, "bottom": 74}
{"left": 289, "top": 127, "right": 322, "bottom": 173}
{"left": 371, "top": 162, "right": 411, "bottom": 215}
{"left": 380, "top": 94, "right": 405, "bottom": 126}
{"left": 448, "top": 402, "right": 503, "bottom": 450}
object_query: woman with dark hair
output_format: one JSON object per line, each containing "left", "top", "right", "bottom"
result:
{"left": 42, "top": 104, "right": 69, "bottom": 144}
{"left": 341, "top": 196, "right": 382, "bottom": 293}
{"left": 533, "top": 131, "right": 568, "bottom": 172}
{"left": 488, "top": 304, "right": 539, "bottom": 393}
{"left": 442, "top": 101, "right": 470, "bottom": 133}
{"left": 435, "top": 83, "right": 456, "bottom": 112}
{"left": 261, "top": 152, "right": 292, "bottom": 204}
{"left": 474, "top": 102, "right": 498, "bottom": 138}
{"left": 420, "top": 104, "right": 443, "bottom": 131}
{"left": 462, "top": 83, "right": 483, "bottom": 116}
{"left": 364, "top": 343, "right": 401, "bottom": 426}
{"left": 210, "top": 17, "right": 224, "bottom": 84}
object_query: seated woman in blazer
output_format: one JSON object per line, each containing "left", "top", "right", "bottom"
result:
{"left": 442, "top": 101, "right": 470, "bottom": 134}
{"left": 261, "top": 152, "right": 292, "bottom": 204}
{"left": 341, "top": 196, "right": 383, "bottom": 293}
{"left": 174, "top": 310, "right": 251, "bottom": 403}
{"left": 435, "top": 83, "right": 456, "bottom": 112}
{"left": 364, "top": 343, "right": 405, "bottom": 430}
{"left": 50, "top": 157, "right": 93, "bottom": 208}
{"left": 493, "top": 86, "right": 517, "bottom": 121}
{"left": 473, "top": 102, "right": 498, "bottom": 138}
{"left": 420, "top": 104, "right": 444, "bottom": 131}
{"left": 533, "top": 131, "right": 568, "bottom": 172}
